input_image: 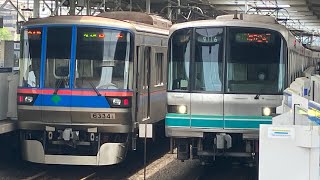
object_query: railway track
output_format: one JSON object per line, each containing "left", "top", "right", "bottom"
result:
{"left": 195, "top": 162, "right": 257, "bottom": 180}
{"left": 0, "top": 136, "right": 169, "bottom": 180}
{"left": 0, "top": 135, "right": 258, "bottom": 180}
{"left": 22, "top": 169, "right": 97, "bottom": 180}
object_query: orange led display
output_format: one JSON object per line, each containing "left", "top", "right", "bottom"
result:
{"left": 236, "top": 33, "right": 272, "bottom": 43}
{"left": 27, "top": 30, "right": 41, "bottom": 35}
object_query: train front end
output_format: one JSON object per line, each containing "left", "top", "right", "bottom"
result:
{"left": 166, "top": 22, "right": 286, "bottom": 162}
{"left": 18, "top": 17, "right": 134, "bottom": 165}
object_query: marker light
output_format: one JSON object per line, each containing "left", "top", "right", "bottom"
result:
{"left": 123, "top": 98, "right": 129, "bottom": 106}
{"left": 18, "top": 95, "right": 24, "bottom": 103}
{"left": 262, "top": 107, "right": 271, "bottom": 116}
{"left": 178, "top": 105, "right": 187, "bottom": 114}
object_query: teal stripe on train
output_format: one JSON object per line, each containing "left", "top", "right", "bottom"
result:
{"left": 165, "top": 113, "right": 272, "bottom": 129}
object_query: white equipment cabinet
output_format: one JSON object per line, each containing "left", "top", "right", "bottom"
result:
{"left": 259, "top": 124, "right": 320, "bottom": 180}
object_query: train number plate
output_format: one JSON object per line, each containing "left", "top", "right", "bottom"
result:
{"left": 90, "top": 113, "right": 115, "bottom": 119}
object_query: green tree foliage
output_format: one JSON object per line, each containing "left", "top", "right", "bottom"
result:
{"left": 0, "top": 28, "right": 13, "bottom": 41}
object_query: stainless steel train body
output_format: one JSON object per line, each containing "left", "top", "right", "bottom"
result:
{"left": 165, "top": 14, "right": 320, "bottom": 162}
{"left": 17, "top": 12, "right": 170, "bottom": 165}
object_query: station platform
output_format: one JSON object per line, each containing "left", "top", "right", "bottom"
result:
{"left": 0, "top": 119, "right": 17, "bottom": 134}
{"left": 259, "top": 75, "right": 320, "bottom": 180}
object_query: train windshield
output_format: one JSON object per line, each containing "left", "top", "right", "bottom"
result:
{"left": 194, "top": 28, "right": 224, "bottom": 92}
{"left": 226, "top": 27, "right": 286, "bottom": 94}
{"left": 44, "top": 27, "right": 72, "bottom": 89}
{"left": 168, "top": 27, "right": 286, "bottom": 94}
{"left": 168, "top": 29, "right": 191, "bottom": 91}
{"left": 168, "top": 28, "right": 224, "bottom": 92}
{"left": 74, "top": 28, "right": 132, "bottom": 90}
{"left": 19, "top": 28, "right": 42, "bottom": 87}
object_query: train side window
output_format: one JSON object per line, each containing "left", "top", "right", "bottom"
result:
{"left": 144, "top": 47, "right": 151, "bottom": 87}
{"left": 194, "top": 27, "right": 224, "bottom": 92}
{"left": 155, "top": 53, "right": 164, "bottom": 86}
{"left": 136, "top": 46, "right": 140, "bottom": 88}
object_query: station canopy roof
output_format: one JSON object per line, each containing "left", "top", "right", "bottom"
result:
{"left": 207, "top": 0, "right": 320, "bottom": 35}
{"left": 1, "top": 0, "right": 320, "bottom": 42}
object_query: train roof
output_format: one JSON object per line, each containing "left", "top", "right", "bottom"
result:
{"left": 170, "top": 14, "right": 288, "bottom": 38}
{"left": 97, "top": 11, "right": 172, "bottom": 29}
{"left": 170, "top": 14, "right": 320, "bottom": 58}
{"left": 23, "top": 12, "right": 171, "bottom": 36}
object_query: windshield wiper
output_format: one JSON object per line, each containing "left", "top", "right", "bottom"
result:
{"left": 254, "top": 93, "right": 260, "bottom": 100}
{"left": 54, "top": 80, "right": 101, "bottom": 96}
{"left": 88, "top": 81, "right": 101, "bottom": 96}
{"left": 53, "top": 79, "right": 63, "bottom": 95}
{"left": 254, "top": 85, "right": 266, "bottom": 100}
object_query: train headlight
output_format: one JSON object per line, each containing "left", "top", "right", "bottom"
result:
{"left": 178, "top": 105, "right": 187, "bottom": 114}
{"left": 262, "top": 107, "right": 271, "bottom": 116}
{"left": 112, "top": 98, "right": 122, "bottom": 106}
{"left": 167, "top": 105, "right": 188, "bottom": 114}
{"left": 24, "top": 96, "right": 34, "bottom": 103}
{"left": 262, "top": 107, "right": 277, "bottom": 116}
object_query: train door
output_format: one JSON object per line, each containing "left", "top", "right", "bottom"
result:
{"left": 152, "top": 47, "right": 167, "bottom": 122}
{"left": 42, "top": 27, "right": 72, "bottom": 123}
{"left": 142, "top": 46, "right": 151, "bottom": 121}
{"left": 189, "top": 27, "right": 224, "bottom": 129}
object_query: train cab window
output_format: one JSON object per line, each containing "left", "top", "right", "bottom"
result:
{"left": 19, "top": 28, "right": 42, "bottom": 88}
{"left": 168, "top": 28, "right": 191, "bottom": 91}
{"left": 74, "top": 27, "right": 132, "bottom": 90}
{"left": 226, "top": 27, "right": 286, "bottom": 94}
{"left": 44, "top": 27, "right": 72, "bottom": 89}
{"left": 193, "top": 28, "right": 224, "bottom": 92}
{"left": 155, "top": 53, "right": 164, "bottom": 85}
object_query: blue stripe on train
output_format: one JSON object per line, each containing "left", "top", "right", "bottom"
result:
{"left": 165, "top": 114, "right": 272, "bottom": 129}
{"left": 33, "top": 94, "right": 110, "bottom": 108}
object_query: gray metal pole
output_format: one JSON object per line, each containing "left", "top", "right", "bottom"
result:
{"left": 55, "top": 0, "right": 58, "bottom": 15}
{"left": 146, "top": 0, "right": 150, "bottom": 14}
{"left": 177, "top": 0, "right": 181, "bottom": 14}
{"left": 69, "top": 0, "right": 76, "bottom": 15}
{"left": 33, "top": 0, "right": 40, "bottom": 18}
{"left": 245, "top": 0, "right": 249, "bottom": 14}
{"left": 86, "top": 0, "right": 91, "bottom": 15}
{"left": 168, "top": 0, "right": 172, "bottom": 21}
{"left": 103, "top": 0, "right": 106, "bottom": 12}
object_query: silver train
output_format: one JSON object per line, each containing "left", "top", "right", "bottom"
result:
{"left": 165, "top": 14, "right": 320, "bottom": 163}
{"left": 17, "top": 12, "right": 171, "bottom": 165}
